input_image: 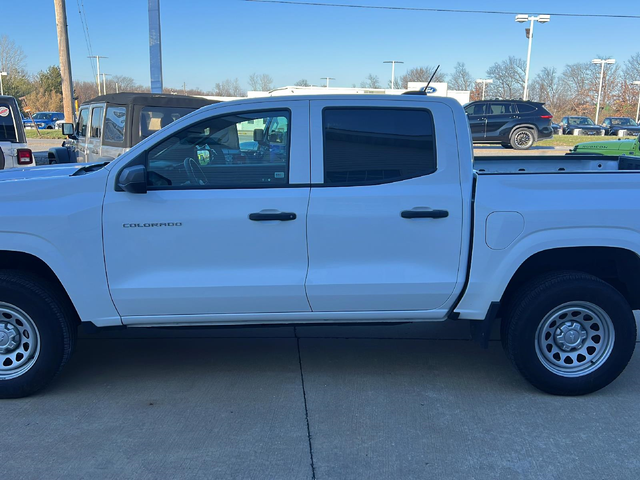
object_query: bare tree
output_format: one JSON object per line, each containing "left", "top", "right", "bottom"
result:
{"left": 213, "top": 78, "right": 245, "bottom": 97}
{"left": 294, "top": 79, "right": 310, "bottom": 87}
{"left": 449, "top": 62, "right": 474, "bottom": 91}
{"left": 0, "top": 35, "right": 31, "bottom": 99}
{"left": 610, "top": 54, "right": 640, "bottom": 118}
{"left": 529, "top": 67, "right": 567, "bottom": 116}
{"left": 360, "top": 74, "right": 381, "bottom": 89}
{"left": 399, "top": 66, "right": 446, "bottom": 89}
{"left": 485, "top": 56, "right": 526, "bottom": 99}
{"left": 561, "top": 59, "right": 619, "bottom": 117}
{"left": 0, "top": 35, "right": 26, "bottom": 74}
{"left": 248, "top": 73, "right": 273, "bottom": 91}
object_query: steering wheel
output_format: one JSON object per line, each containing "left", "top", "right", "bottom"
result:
{"left": 184, "top": 157, "right": 209, "bottom": 186}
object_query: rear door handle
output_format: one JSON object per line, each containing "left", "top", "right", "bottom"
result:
{"left": 249, "top": 211, "right": 297, "bottom": 221}
{"left": 401, "top": 209, "right": 449, "bottom": 219}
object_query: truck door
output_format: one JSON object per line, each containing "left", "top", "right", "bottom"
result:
{"left": 72, "top": 107, "right": 89, "bottom": 163}
{"left": 102, "top": 100, "right": 312, "bottom": 321}
{"left": 305, "top": 99, "right": 465, "bottom": 312}
{"left": 86, "top": 104, "right": 104, "bottom": 163}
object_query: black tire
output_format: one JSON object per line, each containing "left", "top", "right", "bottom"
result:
{"left": 500, "top": 143, "right": 513, "bottom": 149}
{"left": 46, "top": 126, "right": 53, "bottom": 130}
{"left": 502, "top": 271, "right": 636, "bottom": 396}
{"left": 510, "top": 127, "right": 536, "bottom": 150}
{"left": 0, "top": 271, "right": 76, "bottom": 398}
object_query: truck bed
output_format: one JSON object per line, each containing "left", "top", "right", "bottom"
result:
{"left": 473, "top": 155, "right": 640, "bottom": 173}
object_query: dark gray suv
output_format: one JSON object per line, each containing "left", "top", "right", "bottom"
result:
{"left": 464, "top": 100, "right": 554, "bottom": 150}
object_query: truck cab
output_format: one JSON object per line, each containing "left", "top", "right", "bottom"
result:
{"left": 48, "top": 93, "right": 218, "bottom": 164}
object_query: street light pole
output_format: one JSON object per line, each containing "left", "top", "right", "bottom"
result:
{"left": 632, "top": 81, "right": 640, "bottom": 123}
{"left": 321, "top": 77, "right": 335, "bottom": 88}
{"left": 476, "top": 79, "right": 493, "bottom": 100}
{"left": 515, "top": 14, "right": 550, "bottom": 101}
{"left": 0, "top": 72, "right": 7, "bottom": 96}
{"left": 383, "top": 61, "right": 404, "bottom": 89}
{"left": 592, "top": 58, "right": 616, "bottom": 124}
{"left": 102, "top": 73, "right": 111, "bottom": 94}
{"left": 88, "top": 55, "right": 108, "bottom": 95}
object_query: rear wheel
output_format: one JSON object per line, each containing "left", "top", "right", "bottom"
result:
{"left": 510, "top": 128, "right": 536, "bottom": 150}
{"left": 503, "top": 272, "right": 636, "bottom": 395}
{"left": 0, "top": 272, "right": 76, "bottom": 398}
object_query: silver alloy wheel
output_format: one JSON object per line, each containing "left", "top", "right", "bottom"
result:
{"left": 0, "top": 303, "right": 40, "bottom": 380}
{"left": 514, "top": 130, "right": 533, "bottom": 148}
{"left": 535, "top": 302, "right": 615, "bottom": 377}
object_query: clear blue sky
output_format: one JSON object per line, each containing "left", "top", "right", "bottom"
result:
{"left": 7, "top": 0, "right": 639, "bottom": 90}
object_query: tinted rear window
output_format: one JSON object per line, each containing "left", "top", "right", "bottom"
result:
{"left": 516, "top": 103, "right": 536, "bottom": 113}
{"left": 323, "top": 108, "right": 436, "bottom": 186}
{"left": 0, "top": 103, "right": 17, "bottom": 142}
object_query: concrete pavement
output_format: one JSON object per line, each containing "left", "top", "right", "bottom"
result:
{"left": 2, "top": 326, "right": 639, "bottom": 480}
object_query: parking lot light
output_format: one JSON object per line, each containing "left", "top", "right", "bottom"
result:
{"left": 0, "top": 72, "right": 7, "bottom": 96}
{"left": 476, "top": 78, "right": 493, "bottom": 100}
{"left": 632, "top": 80, "right": 640, "bottom": 123}
{"left": 383, "top": 61, "right": 404, "bottom": 90}
{"left": 592, "top": 58, "right": 616, "bottom": 124}
{"left": 515, "top": 14, "right": 551, "bottom": 101}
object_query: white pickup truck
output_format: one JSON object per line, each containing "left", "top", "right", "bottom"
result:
{"left": 0, "top": 94, "right": 638, "bottom": 398}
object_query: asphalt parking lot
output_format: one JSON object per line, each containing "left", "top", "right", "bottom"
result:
{"left": 2, "top": 321, "right": 640, "bottom": 480}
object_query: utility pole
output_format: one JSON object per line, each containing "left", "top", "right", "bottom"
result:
{"left": 88, "top": 55, "right": 107, "bottom": 95}
{"left": 183, "top": 82, "right": 186, "bottom": 95}
{"left": 54, "top": 0, "right": 75, "bottom": 122}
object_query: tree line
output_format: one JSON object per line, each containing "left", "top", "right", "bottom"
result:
{"left": 3, "top": 33, "right": 640, "bottom": 120}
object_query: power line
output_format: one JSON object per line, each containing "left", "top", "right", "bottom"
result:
{"left": 243, "top": 0, "right": 640, "bottom": 19}
{"left": 76, "top": 0, "right": 96, "bottom": 80}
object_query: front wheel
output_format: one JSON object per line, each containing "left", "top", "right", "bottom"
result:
{"left": 503, "top": 272, "right": 636, "bottom": 395}
{"left": 510, "top": 128, "right": 536, "bottom": 150}
{"left": 0, "top": 272, "right": 76, "bottom": 398}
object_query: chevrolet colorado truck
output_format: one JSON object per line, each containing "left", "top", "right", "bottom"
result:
{"left": 0, "top": 94, "right": 638, "bottom": 398}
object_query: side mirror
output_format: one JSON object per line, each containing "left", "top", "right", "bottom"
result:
{"left": 117, "top": 165, "right": 147, "bottom": 194}
{"left": 253, "top": 129, "right": 264, "bottom": 142}
{"left": 61, "top": 123, "right": 74, "bottom": 136}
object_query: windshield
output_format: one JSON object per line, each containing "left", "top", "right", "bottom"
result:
{"left": 569, "top": 117, "right": 594, "bottom": 126}
{"left": 611, "top": 118, "right": 637, "bottom": 126}
{"left": 32, "top": 113, "right": 52, "bottom": 120}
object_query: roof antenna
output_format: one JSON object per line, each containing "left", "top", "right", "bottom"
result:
{"left": 422, "top": 65, "right": 440, "bottom": 94}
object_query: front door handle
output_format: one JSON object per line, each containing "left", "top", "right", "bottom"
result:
{"left": 401, "top": 209, "right": 449, "bottom": 219}
{"left": 249, "top": 211, "right": 297, "bottom": 221}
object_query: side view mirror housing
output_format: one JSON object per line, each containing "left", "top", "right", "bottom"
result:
{"left": 253, "top": 129, "right": 264, "bottom": 142}
{"left": 117, "top": 165, "right": 147, "bottom": 194}
{"left": 61, "top": 123, "right": 75, "bottom": 136}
